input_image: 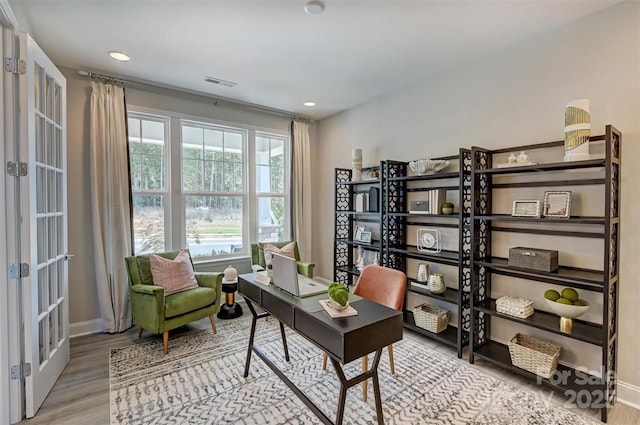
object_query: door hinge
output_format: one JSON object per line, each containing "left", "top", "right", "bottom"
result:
{"left": 10, "top": 363, "right": 31, "bottom": 380}
{"left": 7, "top": 161, "right": 28, "bottom": 177}
{"left": 4, "top": 57, "right": 26, "bottom": 74}
{"left": 9, "top": 263, "right": 29, "bottom": 279}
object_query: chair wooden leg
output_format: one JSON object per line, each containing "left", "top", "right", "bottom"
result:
{"left": 362, "top": 354, "right": 368, "bottom": 402}
{"left": 138, "top": 327, "right": 143, "bottom": 338}
{"left": 388, "top": 344, "right": 395, "bottom": 375}
{"left": 209, "top": 315, "right": 218, "bottom": 334}
{"left": 163, "top": 331, "right": 169, "bottom": 355}
{"left": 322, "top": 352, "right": 328, "bottom": 370}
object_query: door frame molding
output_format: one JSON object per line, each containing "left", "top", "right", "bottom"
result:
{"left": 1, "top": 4, "right": 23, "bottom": 422}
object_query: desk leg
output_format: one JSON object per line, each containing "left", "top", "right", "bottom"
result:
{"left": 242, "top": 297, "right": 290, "bottom": 378}
{"left": 279, "top": 322, "right": 290, "bottom": 362}
{"left": 243, "top": 302, "right": 258, "bottom": 378}
{"left": 329, "top": 348, "right": 384, "bottom": 425}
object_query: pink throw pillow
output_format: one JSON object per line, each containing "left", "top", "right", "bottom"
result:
{"left": 263, "top": 242, "right": 296, "bottom": 267}
{"left": 149, "top": 250, "right": 199, "bottom": 295}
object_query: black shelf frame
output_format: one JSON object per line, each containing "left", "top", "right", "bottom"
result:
{"left": 383, "top": 150, "right": 472, "bottom": 359}
{"left": 469, "top": 126, "right": 621, "bottom": 423}
{"left": 333, "top": 165, "right": 385, "bottom": 286}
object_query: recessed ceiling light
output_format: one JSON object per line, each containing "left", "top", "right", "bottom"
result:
{"left": 303, "top": 101, "right": 316, "bottom": 107}
{"left": 304, "top": 0, "right": 325, "bottom": 15}
{"left": 109, "top": 51, "right": 130, "bottom": 62}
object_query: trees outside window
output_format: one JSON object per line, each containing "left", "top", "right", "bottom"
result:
{"left": 128, "top": 111, "right": 290, "bottom": 262}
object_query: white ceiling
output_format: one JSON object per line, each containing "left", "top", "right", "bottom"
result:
{"left": 8, "top": 0, "right": 620, "bottom": 120}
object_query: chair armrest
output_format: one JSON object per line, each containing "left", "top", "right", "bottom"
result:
{"left": 297, "top": 261, "right": 315, "bottom": 278}
{"left": 195, "top": 272, "right": 223, "bottom": 314}
{"left": 251, "top": 264, "right": 265, "bottom": 273}
{"left": 129, "top": 284, "right": 165, "bottom": 333}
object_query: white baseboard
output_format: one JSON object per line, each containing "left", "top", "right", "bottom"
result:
{"left": 617, "top": 381, "right": 640, "bottom": 410}
{"left": 69, "top": 319, "right": 102, "bottom": 338}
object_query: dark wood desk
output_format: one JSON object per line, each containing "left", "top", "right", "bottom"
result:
{"left": 238, "top": 273, "right": 403, "bottom": 425}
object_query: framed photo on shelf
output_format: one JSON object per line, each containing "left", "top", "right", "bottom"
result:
{"left": 353, "top": 225, "right": 365, "bottom": 241}
{"left": 359, "top": 231, "right": 372, "bottom": 244}
{"left": 543, "top": 191, "right": 571, "bottom": 218}
{"left": 511, "top": 200, "right": 541, "bottom": 218}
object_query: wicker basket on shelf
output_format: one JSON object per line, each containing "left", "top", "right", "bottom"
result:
{"left": 496, "top": 296, "right": 534, "bottom": 319}
{"left": 508, "top": 333, "right": 560, "bottom": 379}
{"left": 412, "top": 304, "right": 450, "bottom": 334}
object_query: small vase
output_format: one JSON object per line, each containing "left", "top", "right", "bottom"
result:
{"left": 427, "top": 273, "right": 446, "bottom": 294}
{"left": 416, "top": 263, "right": 430, "bottom": 283}
{"left": 224, "top": 265, "right": 237, "bottom": 281}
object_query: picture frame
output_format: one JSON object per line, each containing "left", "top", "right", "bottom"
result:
{"left": 353, "top": 225, "right": 365, "bottom": 241}
{"left": 543, "top": 191, "right": 571, "bottom": 218}
{"left": 511, "top": 200, "right": 541, "bottom": 218}
{"left": 359, "top": 231, "right": 372, "bottom": 244}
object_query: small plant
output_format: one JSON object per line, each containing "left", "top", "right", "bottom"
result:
{"left": 328, "top": 283, "right": 349, "bottom": 307}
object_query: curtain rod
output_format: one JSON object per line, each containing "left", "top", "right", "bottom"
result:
{"left": 77, "top": 69, "right": 312, "bottom": 123}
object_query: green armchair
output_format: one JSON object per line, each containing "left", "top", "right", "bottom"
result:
{"left": 124, "top": 250, "right": 223, "bottom": 354}
{"left": 251, "top": 241, "right": 315, "bottom": 278}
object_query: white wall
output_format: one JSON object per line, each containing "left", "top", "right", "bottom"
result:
{"left": 62, "top": 67, "right": 313, "bottom": 330}
{"left": 314, "top": 1, "right": 640, "bottom": 402}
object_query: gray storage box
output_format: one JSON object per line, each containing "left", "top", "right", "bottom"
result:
{"left": 508, "top": 247, "right": 559, "bottom": 272}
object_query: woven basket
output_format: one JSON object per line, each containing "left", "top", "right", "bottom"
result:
{"left": 496, "top": 296, "right": 534, "bottom": 319}
{"left": 508, "top": 333, "right": 560, "bottom": 378}
{"left": 412, "top": 304, "right": 450, "bottom": 334}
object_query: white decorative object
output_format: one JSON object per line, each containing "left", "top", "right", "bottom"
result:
{"left": 416, "top": 263, "right": 430, "bottom": 282}
{"left": 223, "top": 265, "right": 238, "bottom": 281}
{"left": 408, "top": 159, "right": 450, "bottom": 175}
{"left": 355, "top": 193, "right": 368, "bottom": 212}
{"left": 564, "top": 99, "right": 591, "bottom": 162}
{"left": 508, "top": 153, "right": 517, "bottom": 164}
{"left": 427, "top": 273, "right": 446, "bottom": 294}
{"left": 516, "top": 151, "right": 530, "bottom": 163}
{"left": 355, "top": 246, "right": 365, "bottom": 271}
{"left": 417, "top": 228, "right": 441, "bottom": 253}
{"left": 352, "top": 148, "right": 362, "bottom": 181}
{"left": 373, "top": 252, "right": 380, "bottom": 266}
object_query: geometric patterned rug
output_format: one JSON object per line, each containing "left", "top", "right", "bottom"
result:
{"left": 109, "top": 316, "right": 598, "bottom": 424}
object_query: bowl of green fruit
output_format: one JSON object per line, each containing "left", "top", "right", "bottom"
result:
{"left": 327, "top": 283, "right": 350, "bottom": 310}
{"left": 544, "top": 288, "right": 589, "bottom": 319}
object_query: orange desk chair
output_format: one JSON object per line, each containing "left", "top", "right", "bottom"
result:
{"left": 322, "top": 264, "right": 407, "bottom": 402}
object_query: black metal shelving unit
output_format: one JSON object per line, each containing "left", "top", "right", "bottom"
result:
{"left": 382, "top": 149, "right": 472, "bottom": 358}
{"left": 469, "top": 125, "right": 621, "bottom": 423}
{"left": 333, "top": 165, "right": 385, "bottom": 286}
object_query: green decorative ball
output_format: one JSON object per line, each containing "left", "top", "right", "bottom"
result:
{"left": 556, "top": 297, "right": 572, "bottom": 305}
{"left": 544, "top": 290, "right": 561, "bottom": 301}
{"left": 561, "top": 288, "right": 579, "bottom": 302}
{"left": 573, "top": 299, "right": 588, "bottom": 306}
{"left": 328, "top": 284, "right": 349, "bottom": 307}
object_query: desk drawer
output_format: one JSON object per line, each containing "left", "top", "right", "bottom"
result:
{"left": 295, "top": 311, "right": 343, "bottom": 362}
{"left": 238, "top": 279, "right": 261, "bottom": 304}
{"left": 263, "top": 292, "right": 294, "bottom": 327}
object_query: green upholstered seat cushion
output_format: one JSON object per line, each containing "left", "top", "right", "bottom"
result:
{"left": 164, "top": 286, "right": 217, "bottom": 318}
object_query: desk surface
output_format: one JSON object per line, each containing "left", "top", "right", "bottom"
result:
{"left": 238, "top": 273, "right": 403, "bottom": 364}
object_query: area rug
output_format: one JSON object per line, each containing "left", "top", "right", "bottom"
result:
{"left": 110, "top": 317, "right": 596, "bottom": 424}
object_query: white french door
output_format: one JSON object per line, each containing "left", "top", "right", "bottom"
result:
{"left": 19, "top": 33, "right": 69, "bottom": 418}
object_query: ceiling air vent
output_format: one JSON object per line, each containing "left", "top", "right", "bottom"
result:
{"left": 205, "top": 76, "right": 237, "bottom": 88}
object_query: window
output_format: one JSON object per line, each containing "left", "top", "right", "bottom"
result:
{"left": 256, "top": 133, "right": 288, "bottom": 242}
{"left": 128, "top": 114, "right": 169, "bottom": 254}
{"left": 127, "top": 110, "right": 290, "bottom": 262}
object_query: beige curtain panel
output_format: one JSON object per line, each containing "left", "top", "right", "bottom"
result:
{"left": 292, "top": 120, "right": 312, "bottom": 260}
{"left": 89, "top": 81, "right": 133, "bottom": 333}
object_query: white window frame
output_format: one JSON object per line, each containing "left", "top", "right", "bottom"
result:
{"left": 127, "top": 105, "right": 291, "bottom": 264}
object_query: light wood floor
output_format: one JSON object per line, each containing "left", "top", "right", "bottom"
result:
{"left": 20, "top": 308, "right": 640, "bottom": 425}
